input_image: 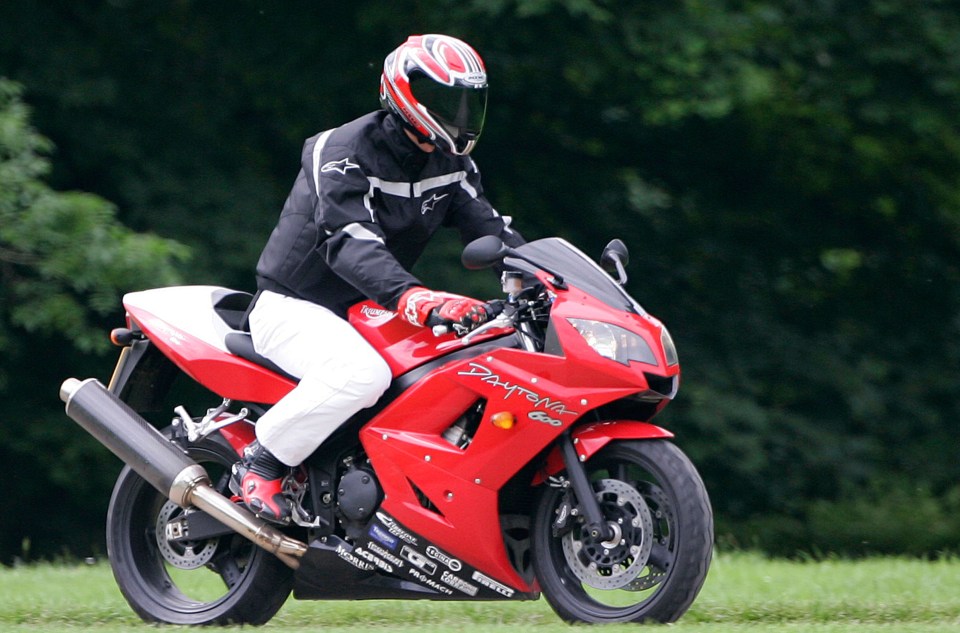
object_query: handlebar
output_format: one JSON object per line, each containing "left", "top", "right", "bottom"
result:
{"left": 431, "top": 324, "right": 454, "bottom": 337}
{"left": 431, "top": 311, "right": 516, "bottom": 344}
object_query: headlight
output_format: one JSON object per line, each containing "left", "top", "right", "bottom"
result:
{"left": 568, "top": 319, "right": 657, "bottom": 366}
{"left": 661, "top": 326, "right": 679, "bottom": 366}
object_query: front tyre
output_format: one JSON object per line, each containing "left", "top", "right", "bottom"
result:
{"left": 532, "top": 439, "right": 713, "bottom": 623}
{"left": 106, "top": 432, "right": 294, "bottom": 625}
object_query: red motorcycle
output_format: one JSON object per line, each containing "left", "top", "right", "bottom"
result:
{"left": 60, "top": 236, "right": 712, "bottom": 625}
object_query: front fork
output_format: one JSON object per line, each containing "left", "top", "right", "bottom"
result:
{"left": 558, "top": 432, "right": 614, "bottom": 542}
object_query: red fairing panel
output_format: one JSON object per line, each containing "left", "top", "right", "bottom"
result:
{"left": 219, "top": 421, "right": 257, "bottom": 456}
{"left": 360, "top": 347, "right": 643, "bottom": 594}
{"left": 347, "top": 301, "right": 513, "bottom": 377}
{"left": 128, "top": 307, "right": 297, "bottom": 404}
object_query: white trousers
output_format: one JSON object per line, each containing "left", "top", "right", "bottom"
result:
{"left": 247, "top": 290, "right": 392, "bottom": 466}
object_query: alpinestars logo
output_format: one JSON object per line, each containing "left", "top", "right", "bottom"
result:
{"left": 321, "top": 157, "right": 360, "bottom": 175}
{"left": 421, "top": 193, "right": 448, "bottom": 214}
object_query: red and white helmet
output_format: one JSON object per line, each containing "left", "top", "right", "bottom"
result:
{"left": 380, "top": 34, "right": 488, "bottom": 156}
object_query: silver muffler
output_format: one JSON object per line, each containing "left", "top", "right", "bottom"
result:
{"left": 60, "top": 377, "right": 307, "bottom": 569}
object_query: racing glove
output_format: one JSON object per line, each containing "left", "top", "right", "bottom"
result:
{"left": 397, "top": 286, "right": 494, "bottom": 333}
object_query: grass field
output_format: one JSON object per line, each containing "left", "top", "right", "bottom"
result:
{"left": 1, "top": 552, "right": 959, "bottom": 632}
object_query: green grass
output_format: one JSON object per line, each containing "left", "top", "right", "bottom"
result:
{"left": 1, "top": 552, "right": 959, "bottom": 632}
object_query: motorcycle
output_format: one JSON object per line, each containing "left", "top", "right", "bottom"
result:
{"left": 59, "top": 235, "right": 713, "bottom": 625}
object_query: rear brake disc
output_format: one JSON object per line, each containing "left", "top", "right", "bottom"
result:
{"left": 155, "top": 501, "right": 219, "bottom": 570}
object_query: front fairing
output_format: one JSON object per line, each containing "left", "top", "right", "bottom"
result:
{"left": 510, "top": 238, "right": 679, "bottom": 400}
{"left": 544, "top": 283, "right": 679, "bottom": 398}
{"left": 351, "top": 237, "right": 680, "bottom": 400}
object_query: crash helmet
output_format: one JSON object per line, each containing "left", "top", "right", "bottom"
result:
{"left": 380, "top": 34, "right": 488, "bottom": 155}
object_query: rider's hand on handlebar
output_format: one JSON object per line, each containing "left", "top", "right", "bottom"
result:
{"left": 397, "top": 286, "right": 488, "bottom": 332}
{"left": 430, "top": 299, "right": 502, "bottom": 335}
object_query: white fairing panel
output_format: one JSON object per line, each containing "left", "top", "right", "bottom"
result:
{"left": 123, "top": 285, "right": 241, "bottom": 353}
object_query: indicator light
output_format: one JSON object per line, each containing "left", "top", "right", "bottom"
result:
{"left": 490, "top": 412, "right": 516, "bottom": 429}
{"left": 110, "top": 328, "right": 133, "bottom": 346}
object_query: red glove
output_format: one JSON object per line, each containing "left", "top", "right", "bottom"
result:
{"left": 397, "top": 287, "right": 491, "bottom": 331}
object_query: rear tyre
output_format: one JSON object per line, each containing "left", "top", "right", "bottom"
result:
{"left": 106, "top": 432, "right": 294, "bottom": 625}
{"left": 532, "top": 439, "right": 712, "bottom": 623}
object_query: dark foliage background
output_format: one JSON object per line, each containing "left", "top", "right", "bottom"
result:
{"left": 2, "top": 0, "right": 959, "bottom": 562}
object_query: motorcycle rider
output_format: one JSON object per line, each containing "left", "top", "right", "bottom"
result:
{"left": 239, "top": 34, "right": 525, "bottom": 521}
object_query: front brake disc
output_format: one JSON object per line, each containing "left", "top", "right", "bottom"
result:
{"left": 561, "top": 478, "right": 654, "bottom": 590}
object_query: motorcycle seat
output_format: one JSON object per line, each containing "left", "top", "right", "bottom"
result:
{"left": 213, "top": 291, "right": 298, "bottom": 382}
{"left": 224, "top": 332, "right": 298, "bottom": 382}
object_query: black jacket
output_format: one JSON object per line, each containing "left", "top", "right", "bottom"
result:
{"left": 256, "top": 111, "right": 524, "bottom": 316}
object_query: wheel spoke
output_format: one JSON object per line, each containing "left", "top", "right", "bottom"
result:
{"left": 613, "top": 463, "right": 630, "bottom": 483}
{"left": 646, "top": 543, "right": 673, "bottom": 572}
{"left": 210, "top": 546, "right": 244, "bottom": 589}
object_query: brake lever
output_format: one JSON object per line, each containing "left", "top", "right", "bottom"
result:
{"left": 460, "top": 312, "right": 515, "bottom": 345}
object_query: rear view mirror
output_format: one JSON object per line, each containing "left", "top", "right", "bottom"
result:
{"left": 462, "top": 235, "right": 510, "bottom": 270}
{"left": 601, "top": 239, "right": 629, "bottom": 285}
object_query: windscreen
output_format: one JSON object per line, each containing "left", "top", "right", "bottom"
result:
{"left": 505, "top": 238, "right": 645, "bottom": 314}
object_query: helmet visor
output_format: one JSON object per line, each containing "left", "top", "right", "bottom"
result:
{"left": 410, "top": 74, "right": 488, "bottom": 145}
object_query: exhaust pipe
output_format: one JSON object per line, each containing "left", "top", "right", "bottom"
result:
{"left": 60, "top": 377, "right": 307, "bottom": 569}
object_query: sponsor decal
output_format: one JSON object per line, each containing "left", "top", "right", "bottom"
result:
{"left": 400, "top": 545, "right": 437, "bottom": 576}
{"left": 426, "top": 545, "right": 462, "bottom": 572}
{"left": 420, "top": 193, "right": 448, "bottom": 215}
{"left": 408, "top": 567, "right": 453, "bottom": 595}
{"left": 321, "top": 157, "right": 360, "bottom": 175}
{"left": 457, "top": 363, "right": 579, "bottom": 417}
{"left": 335, "top": 544, "right": 374, "bottom": 571}
{"left": 360, "top": 305, "right": 396, "bottom": 326}
{"left": 441, "top": 570, "right": 479, "bottom": 596}
{"left": 375, "top": 512, "right": 418, "bottom": 546}
{"left": 368, "top": 524, "right": 399, "bottom": 550}
{"left": 471, "top": 571, "right": 516, "bottom": 597}
{"left": 401, "top": 545, "right": 437, "bottom": 575}
{"left": 555, "top": 501, "right": 569, "bottom": 526}
{"left": 354, "top": 547, "right": 394, "bottom": 574}
{"left": 366, "top": 541, "right": 404, "bottom": 568}
{"left": 149, "top": 320, "right": 187, "bottom": 347}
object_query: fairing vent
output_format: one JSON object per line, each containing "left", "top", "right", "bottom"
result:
{"left": 592, "top": 396, "right": 662, "bottom": 423}
{"left": 643, "top": 373, "right": 677, "bottom": 398}
{"left": 408, "top": 479, "right": 443, "bottom": 517}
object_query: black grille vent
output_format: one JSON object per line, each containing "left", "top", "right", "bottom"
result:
{"left": 644, "top": 373, "right": 676, "bottom": 397}
{"left": 408, "top": 479, "right": 443, "bottom": 516}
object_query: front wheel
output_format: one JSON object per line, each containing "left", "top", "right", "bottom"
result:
{"left": 106, "top": 431, "right": 294, "bottom": 625}
{"left": 531, "top": 439, "right": 713, "bottom": 623}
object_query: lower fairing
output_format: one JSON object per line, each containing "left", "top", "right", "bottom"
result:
{"left": 293, "top": 511, "right": 539, "bottom": 601}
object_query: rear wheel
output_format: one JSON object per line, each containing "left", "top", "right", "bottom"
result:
{"left": 531, "top": 439, "right": 712, "bottom": 623}
{"left": 106, "top": 432, "right": 293, "bottom": 625}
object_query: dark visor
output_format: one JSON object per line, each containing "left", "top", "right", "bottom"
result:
{"left": 410, "top": 74, "right": 488, "bottom": 137}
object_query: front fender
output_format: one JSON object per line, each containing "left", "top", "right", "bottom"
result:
{"left": 535, "top": 420, "right": 674, "bottom": 483}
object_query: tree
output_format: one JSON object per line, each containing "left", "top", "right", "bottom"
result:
{"left": 0, "top": 79, "right": 189, "bottom": 356}
{"left": 0, "top": 78, "right": 189, "bottom": 561}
